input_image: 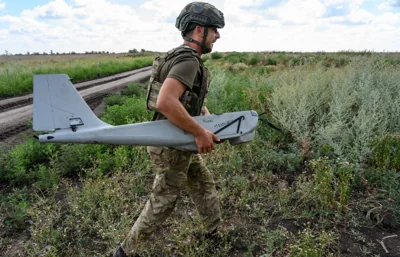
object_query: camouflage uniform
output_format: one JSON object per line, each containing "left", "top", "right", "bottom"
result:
{"left": 121, "top": 147, "right": 221, "bottom": 255}
{"left": 121, "top": 45, "right": 221, "bottom": 255}
{"left": 118, "top": 2, "right": 225, "bottom": 256}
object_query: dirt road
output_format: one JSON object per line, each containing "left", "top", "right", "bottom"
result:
{"left": 0, "top": 67, "right": 151, "bottom": 144}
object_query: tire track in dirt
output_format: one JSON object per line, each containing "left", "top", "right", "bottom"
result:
{"left": 0, "top": 68, "right": 151, "bottom": 145}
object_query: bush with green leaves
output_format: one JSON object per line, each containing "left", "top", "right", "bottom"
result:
{"left": 0, "top": 188, "right": 30, "bottom": 231}
{"left": 269, "top": 57, "right": 400, "bottom": 163}
{"left": 201, "top": 54, "right": 210, "bottom": 62}
{"left": 224, "top": 52, "right": 249, "bottom": 64}
{"left": 207, "top": 67, "right": 273, "bottom": 114}
{"left": 265, "top": 56, "right": 278, "bottom": 65}
{"left": 1, "top": 138, "right": 57, "bottom": 185}
{"left": 247, "top": 53, "right": 261, "bottom": 65}
{"left": 211, "top": 51, "right": 223, "bottom": 59}
{"left": 102, "top": 95, "right": 152, "bottom": 125}
{"left": 103, "top": 93, "right": 128, "bottom": 107}
{"left": 292, "top": 158, "right": 354, "bottom": 220}
{"left": 288, "top": 227, "right": 337, "bottom": 257}
{"left": 122, "top": 82, "right": 146, "bottom": 98}
{"left": 370, "top": 134, "right": 400, "bottom": 170}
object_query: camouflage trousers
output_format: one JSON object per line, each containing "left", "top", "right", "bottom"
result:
{"left": 121, "top": 146, "right": 222, "bottom": 256}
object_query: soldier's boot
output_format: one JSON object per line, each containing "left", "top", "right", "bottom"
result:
{"left": 113, "top": 246, "right": 128, "bottom": 257}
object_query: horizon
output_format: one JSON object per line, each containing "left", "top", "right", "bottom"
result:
{"left": 1, "top": 0, "right": 400, "bottom": 55}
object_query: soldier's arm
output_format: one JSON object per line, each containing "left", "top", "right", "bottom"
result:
{"left": 157, "top": 78, "right": 219, "bottom": 153}
{"left": 202, "top": 106, "right": 210, "bottom": 115}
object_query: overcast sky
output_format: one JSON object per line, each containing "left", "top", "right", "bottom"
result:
{"left": 0, "top": 0, "right": 400, "bottom": 54}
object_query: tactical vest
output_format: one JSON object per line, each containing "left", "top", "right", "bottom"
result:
{"left": 146, "top": 45, "right": 210, "bottom": 119}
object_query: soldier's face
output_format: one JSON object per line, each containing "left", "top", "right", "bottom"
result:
{"left": 204, "top": 26, "right": 220, "bottom": 53}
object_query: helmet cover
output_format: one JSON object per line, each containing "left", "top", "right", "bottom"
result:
{"left": 175, "top": 2, "right": 225, "bottom": 32}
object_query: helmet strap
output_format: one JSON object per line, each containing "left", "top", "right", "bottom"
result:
{"left": 201, "top": 26, "right": 208, "bottom": 54}
{"left": 182, "top": 26, "right": 209, "bottom": 54}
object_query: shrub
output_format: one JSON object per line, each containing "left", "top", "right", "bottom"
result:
{"left": 2, "top": 138, "right": 57, "bottom": 185}
{"left": 269, "top": 57, "right": 400, "bottom": 163}
{"left": 122, "top": 82, "right": 146, "bottom": 98}
{"left": 295, "top": 158, "right": 354, "bottom": 218}
{"left": 288, "top": 227, "right": 337, "bottom": 257}
{"left": 265, "top": 56, "right": 277, "bottom": 66}
{"left": 202, "top": 54, "right": 210, "bottom": 62}
{"left": 102, "top": 96, "right": 152, "bottom": 125}
{"left": 358, "top": 167, "right": 400, "bottom": 220}
{"left": 370, "top": 134, "right": 400, "bottom": 170}
{"left": 230, "top": 63, "right": 248, "bottom": 71}
{"left": 103, "top": 93, "right": 128, "bottom": 107}
{"left": 224, "top": 52, "right": 249, "bottom": 64}
{"left": 0, "top": 188, "right": 30, "bottom": 231}
{"left": 211, "top": 51, "right": 223, "bottom": 59}
{"left": 248, "top": 54, "right": 261, "bottom": 65}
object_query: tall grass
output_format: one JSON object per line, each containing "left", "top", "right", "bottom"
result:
{"left": 268, "top": 57, "right": 400, "bottom": 162}
{"left": 1, "top": 52, "right": 400, "bottom": 257}
{"left": 0, "top": 55, "right": 154, "bottom": 98}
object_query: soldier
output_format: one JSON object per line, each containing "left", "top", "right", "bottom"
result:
{"left": 113, "top": 2, "right": 225, "bottom": 256}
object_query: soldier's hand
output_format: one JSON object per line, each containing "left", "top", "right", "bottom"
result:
{"left": 195, "top": 129, "right": 220, "bottom": 154}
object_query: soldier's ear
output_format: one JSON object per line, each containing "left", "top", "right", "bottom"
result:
{"left": 194, "top": 25, "right": 204, "bottom": 35}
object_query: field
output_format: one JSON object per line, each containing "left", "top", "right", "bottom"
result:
{"left": 0, "top": 51, "right": 399, "bottom": 257}
{"left": 0, "top": 53, "right": 155, "bottom": 98}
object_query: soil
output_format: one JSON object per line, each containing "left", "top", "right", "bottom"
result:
{"left": 0, "top": 68, "right": 151, "bottom": 142}
{"left": 0, "top": 74, "right": 149, "bottom": 257}
{"left": 223, "top": 214, "right": 400, "bottom": 257}
{"left": 1, "top": 71, "right": 399, "bottom": 256}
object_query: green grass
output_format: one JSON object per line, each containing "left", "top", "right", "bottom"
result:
{"left": 0, "top": 54, "right": 154, "bottom": 98}
{"left": 1, "top": 52, "right": 400, "bottom": 257}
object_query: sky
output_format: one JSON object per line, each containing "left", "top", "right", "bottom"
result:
{"left": 0, "top": 0, "right": 399, "bottom": 54}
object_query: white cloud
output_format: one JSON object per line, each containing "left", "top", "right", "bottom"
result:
{"left": 0, "top": 29, "right": 7, "bottom": 40}
{"left": 267, "top": 0, "right": 326, "bottom": 25}
{"left": 0, "top": 15, "right": 19, "bottom": 23}
{"left": 324, "top": 0, "right": 346, "bottom": 5}
{"left": 378, "top": 2, "right": 392, "bottom": 10}
{"left": 1, "top": 0, "right": 400, "bottom": 54}
{"left": 0, "top": 1, "right": 5, "bottom": 11}
{"left": 347, "top": 9, "right": 375, "bottom": 24}
{"left": 378, "top": 0, "right": 400, "bottom": 10}
{"left": 374, "top": 12, "right": 400, "bottom": 25}
{"left": 223, "top": 0, "right": 265, "bottom": 27}
{"left": 224, "top": 0, "right": 264, "bottom": 8}
{"left": 21, "top": 0, "right": 72, "bottom": 19}
{"left": 349, "top": 0, "right": 364, "bottom": 10}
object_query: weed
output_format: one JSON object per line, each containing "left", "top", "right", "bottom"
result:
{"left": 0, "top": 187, "right": 31, "bottom": 231}
{"left": 248, "top": 54, "right": 261, "bottom": 66}
{"left": 225, "top": 52, "right": 249, "bottom": 64}
{"left": 288, "top": 226, "right": 337, "bottom": 257}
{"left": 103, "top": 92, "right": 128, "bottom": 107}
{"left": 2, "top": 52, "right": 400, "bottom": 257}
{"left": 262, "top": 226, "right": 288, "bottom": 254}
{"left": 211, "top": 51, "right": 224, "bottom": 60}
{"left": 102, "top": 95, "right": 152, "bottom": 125}
{"left": 202, "top": 54, "right": 211, "bottom": 62}
{"left": 265, "top": 56, "right": 278, "bottom": 66}
{"left": 122, "top": 82, "right": 146, "bottom": 98}
{"left": 370, "top": 134, "right": 400, "bottom": 170}
{"left": 2, "top": 138, "right": 57, "bottom": 185}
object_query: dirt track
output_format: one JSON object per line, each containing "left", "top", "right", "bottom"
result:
{"left": 0, "top": 67, "right": 151, "bottom": 145}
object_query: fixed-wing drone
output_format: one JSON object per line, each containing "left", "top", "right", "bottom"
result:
{"left": 33, "top": 74, "right": 260, "bottom": 151}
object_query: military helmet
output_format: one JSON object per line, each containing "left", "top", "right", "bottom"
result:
{"left": 175, "top": 2, "right": 225, "bottom": 32}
